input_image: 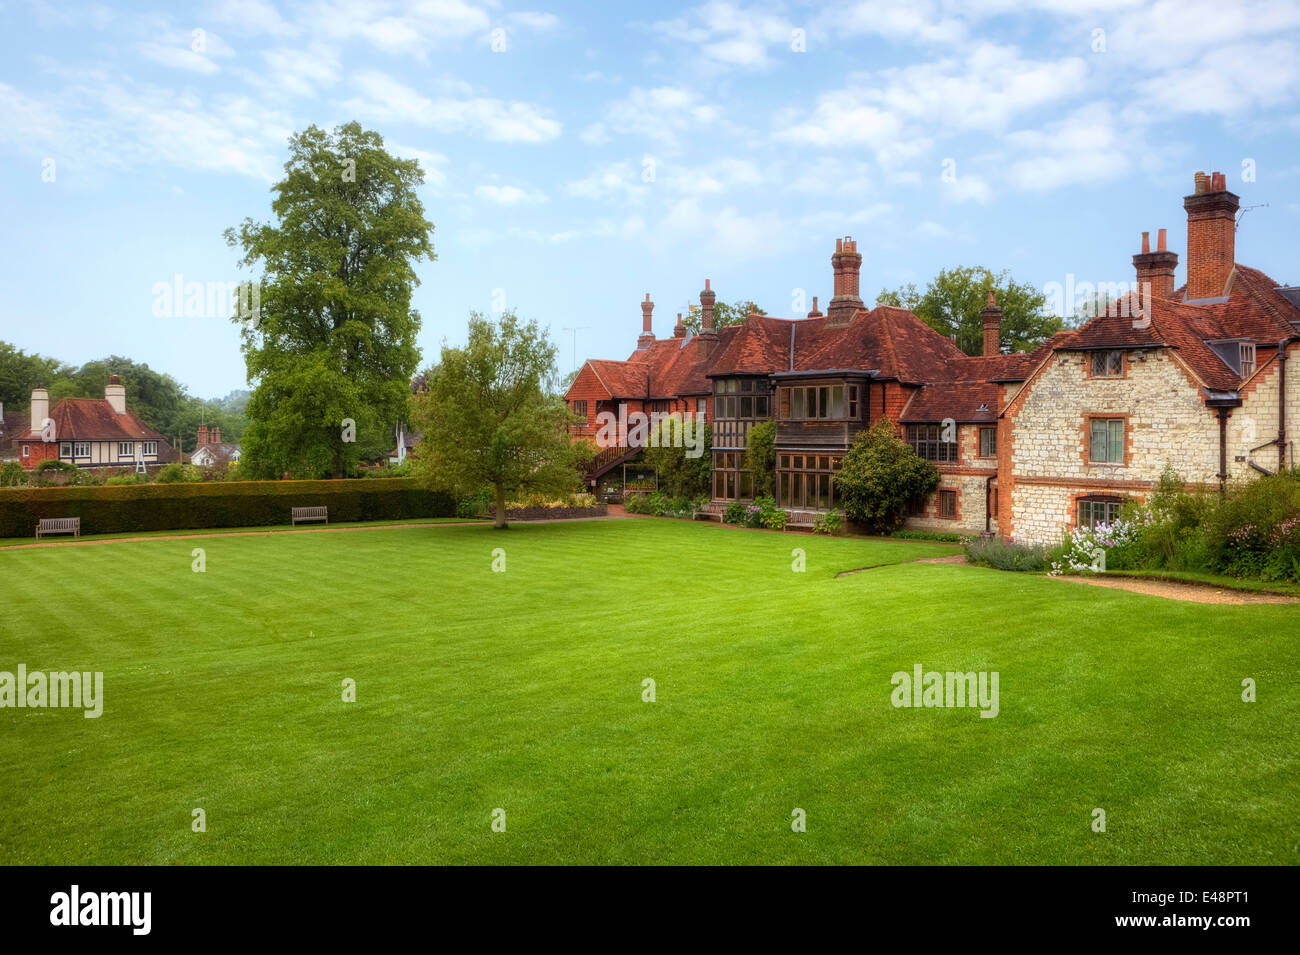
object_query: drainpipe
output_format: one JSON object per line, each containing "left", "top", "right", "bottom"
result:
{"left": 1216, "top": 407, "right": 1229, "bottom": 493}
{"left": 1278, "top": 338, "right": 1290, "bottom": 473}
{"left": 985, "top": 474, "right": 995, "bottom": 534}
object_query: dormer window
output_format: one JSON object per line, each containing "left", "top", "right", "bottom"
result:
{"left": 1239, "top": 343, "right": 1256, "bottom": 378}
{"left": 1089, "top": 350, "right": 1124, "bottom": 378}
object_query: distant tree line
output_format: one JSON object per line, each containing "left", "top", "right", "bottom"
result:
{"left": 0, "top": 341, "right": 249, "bottom": 447}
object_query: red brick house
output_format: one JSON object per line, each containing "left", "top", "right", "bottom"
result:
{"left": 565, "top": 172, "right": 1299, "bottom": 543}
{"left": 14, "top": 376, "right": 174, "bottom": 470}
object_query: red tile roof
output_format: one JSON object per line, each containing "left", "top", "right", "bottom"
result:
{"left": 22, "top": 398, "right": 169, "bottom": 443}
{"left": 1053, "top": 265, "right": 1300, "bottom": 391}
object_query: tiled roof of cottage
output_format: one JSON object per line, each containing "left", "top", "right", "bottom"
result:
{"left": 25, "top": 398, "right": 169, "bottom": 443}
{"left": 1053, "top": 265, "right": 1300, "bottom": 391}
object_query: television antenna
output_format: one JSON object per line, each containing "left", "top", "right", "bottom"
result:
{"left": 561, "top": 326, "right": 590, "bottom": 374}
{"left": 1236, "top": 202, "right": 1268, "bottom": 231}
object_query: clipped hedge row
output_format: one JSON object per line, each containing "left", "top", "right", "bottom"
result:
{"left": 0, "top": 478, "right": 456, "bottom": 538}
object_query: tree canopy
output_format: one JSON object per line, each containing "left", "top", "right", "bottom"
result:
{"left": 411, "top": 310, "right": 590, "bottom": 528}
{"left": 877, "top": 266, "right": 1059, "bottom": 356}
{"left": 679, "top": 299, "right": 765, "bottom": 336}
{"left": 225, "top": 122, "right": 435, "bottom": 478}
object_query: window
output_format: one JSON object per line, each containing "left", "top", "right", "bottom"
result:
{"left": 1239, "top": 343, "right": 1256, "bottom": 377}
{"left": 847, "top": 384, "right": 859, "bottom": 419}
{"left": 1078, "top": 496, "right": 1123, "bottom": 528}
{"left": 782, "top": 384, "right": 846, "bottom": 420}
{"left": 1090, "top": 350, "right": 1124, "bottom": 377}
{"left": 142, "top": 441, "right": 158, "bottom": 456}
{"left": 978, "top": 427, "right": 997, "bottom": 458}
{"left": 712, "top": 450, "right": 753, "bottom": 500}
{"left": 59, "top": 442, "right": 72, "bottom": 458}
{"left": 714, "top": 380, "right": 767, "bottom": 419}
{"left": 73, "top": 442, "right": 91, "bottom": 458}
{"left": 1088, "top": 418, "right": 1125, "bottom": 464}
{"left": 776, "top": 454, "right": 842, "bottom": 509}
{"left": 22, "top": 445, "right": 29, "bottom": 459}
{"left": 907, "top": 495, "right": 925, "bottom": 517}
{"left": 697, "top": 398, "right": 707, "bottom": 417}
{"left": 906, "top": 424, "right": 957, "bottom": 462}
{"left": 572, "top": 400, "right": 587, "bottom": 418}
{"left": 118, "top": 442, "right": 135, "bottom": 458}
{"left": 939, "top": 489, "right": 957, "bottom": 519}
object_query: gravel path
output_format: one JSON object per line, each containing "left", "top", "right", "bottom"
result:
{"left": 1049, "top": 573, "right": 1297, "bottom": 604}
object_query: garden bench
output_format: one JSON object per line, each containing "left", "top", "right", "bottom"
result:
{"left": 291, "top": 506, "right": 328, "bottom": 526}
{"left": 36, "top": 517, "right": 81, "bottom": 539}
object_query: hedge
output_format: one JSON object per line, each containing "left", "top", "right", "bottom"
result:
{"left": 0, "top": 478, "right": 456, "bottom": 538}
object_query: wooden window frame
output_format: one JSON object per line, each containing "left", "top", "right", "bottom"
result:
{"left": 905, "top": 424, "right": 957, "bottom": 462}
{"left": 939, "top": 489, "right": 957, "bottom": 520}
{"left": 1086, "top": 416, "right": 1126, "bottom": 465}
{"left": 1088, "top": 350, "right": 1125, "bottom": 379}
{"left": 978, "top": 426, "right": 996, "bottom": 459}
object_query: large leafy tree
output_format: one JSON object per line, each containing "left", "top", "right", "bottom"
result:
{"left": 680, "top": 299, "right": 765, "bottom": 336}
{"left": 642, "top": 419, "right": 712, "bottom": 500}
{"left": 411, "top": 310, "right": 590, "bottom": 529}
{"left": 836, "top": 418, "right": 940, "bottom": 534}
{"left": 877, "top": 266, "right": 1058, "bottom": 356}
{"left": 0, "top": 342, "right": 65, "bottom": 410}
{"left": 226, "top": 122, "right": 434, "bottom": 478}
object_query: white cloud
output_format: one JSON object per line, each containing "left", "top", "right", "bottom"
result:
{"left": 653, "top": 2, "right": 796, "bottom": 70}
{"left": 823, "top": 0, "right": 966, "bottom": 45}
{"left": 206, "top": 0, "right": 298, "bottom": 37}
{"left": 474, "top": 184, "right": 547, "bottom": 204}
{"left": 307, "top": 0, "right": 491, "bottom": 57}
{"left": 1003, "top": 103, "right": 1130, "bottom": 190}
{"left": 257, "top": 45, "right": 341, "bottom": 97}
{"left": 341, "top": 70, "right": 561, "bottom": 142}
{"left": 595, "top": 86, "right": 726, "bottom": 152}
{"left": 566, "top": 162, "right": 648, "bottom": 202}
{"left": 664, "top": 157, "right": 764, "bottom": 196}
{"left": 941, "top": 173, "right": 992, "bottom": 203}
{"left": 389, "top": 142, "right": 449, "bottom": 188}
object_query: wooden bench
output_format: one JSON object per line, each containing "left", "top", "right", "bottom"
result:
{"left": 291, "top": 506, "right": 328, "bottom": 526}
{"left": 36, "top": 517, "right": 81, "bottom": 539}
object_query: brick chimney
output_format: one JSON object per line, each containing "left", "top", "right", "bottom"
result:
{"left": 1132, "top": 228, "right": 1178, "bottom": 303}
{"left": 105, "top": 374, "right": 126, "bottom": 414}
{"left": 673, "top": 312, "right": 685, "bottom": 338}
{"left": 695, "top": 279, "right": 718, "bottom": 361}
{"left": 1183, "top": 170, "right": 1238, "bottom": 300}
{"left": 980, "top": 290, "right": 1002, "bottom": 357}
{"left": 827, "top": 237, "right": 863, "bottom": 326}
{"left": 197, "top": 425, "right": 209, "bottom": 446}
{"left": 637, "top": 293, "right": 655, "bottom": 349}
{"left": 211, "top": 427, "right": 221, "bottom": 444}
{"left": 807, "top": 296, "right": 822, "bottom": 318}
{"left": 30, "top": 386, "right": 49, "bottom": 435}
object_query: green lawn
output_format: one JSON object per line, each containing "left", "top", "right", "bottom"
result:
{"left": 0, "top": 519, "right": 1295, "bottom": 865}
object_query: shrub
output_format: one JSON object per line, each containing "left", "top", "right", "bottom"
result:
{"left": 104, "top": 473, "right": 150, "bottom": 486}
{"left": 836, "top": 419, "right": 941, "bottom": 534}
{"left": 156, "top": 463, "right": 203, "bottom": 484}
{"left": 965, "top": 536, "right": 1049, "bottom": 572}
{"left": 645, "top": 490, "right": 668, "bottom": 517}
{"left": 624, "top": 493, "right": 649, "bottom": 515}
{"left": 890, "top": 529, "right": 963, "bottom": 542}
{"left": 742, "top": 421, "right": 776, "bottom": 497}
{"left": 1204, "top": 474, "right": 1300, "bottom": 580}
{"left": 1048, "top": 517, "right": 1146, "bottom": 575}
{"left": 0, "top": 478, "right": 455, "bottom": 537}
{"left": 812, "top": 509, "right": 842, "bottom": 535}
{"left": 723, "top": 499, "right": 747, "bottom": 524}
{"left": 456, "top": 487, "right": 493, "bottom": 519}
{"left": 0, "top": 461, "right": 27, "bottom": 487}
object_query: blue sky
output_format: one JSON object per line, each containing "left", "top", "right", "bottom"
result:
{"left": 1, "top": 0, "right": 1298, "bottom": 398}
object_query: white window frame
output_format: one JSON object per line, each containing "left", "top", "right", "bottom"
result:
{"left": 118, "top": 442, "right": 135, "bottom": 458}
{"left": 22, "top": 444, "right": 30, "bottom": 459}
{"left": 141, "top": 441, "right": 158, "bottom": 456}
{"left": 1239, "top": 343, "right": 1256, "bottom": 378}
{"left": 59, "top": 441, "right": 73, "bottom": 459}
{"left": 73, "top": 441, "right": 92, "bottom": 458}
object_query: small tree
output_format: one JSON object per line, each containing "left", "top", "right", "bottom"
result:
{"left": 411, "top": 310, "right": 590, "bottom": 529}
{"left": 680, "top": 300, "right": 765, "bottom": 336}
{"left": 742, "top": 420, "right": 776, "bottom": 497}
{"left": 836, "top": 419, "right": 940, "bottom": 534}
{"left": 642, "top": 418, "right": 712, "bottom": 499}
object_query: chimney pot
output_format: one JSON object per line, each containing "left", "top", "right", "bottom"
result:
{"left": 980, "top": 292, "right": 1002, "bottom": 357}
{"left": 1141, "top": 231, "right": 1151, "bottom": 253}
{"left": 1157, "top": 227, "right": 1167, "bottom": 251}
